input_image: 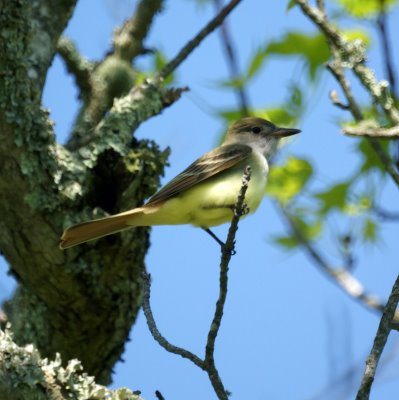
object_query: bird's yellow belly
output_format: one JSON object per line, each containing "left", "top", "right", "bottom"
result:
{"left": 139, "top": 152, "right": 268, "bottom": 228}
{"left": 183, "top": 171, "right": 266, "bottom": 227}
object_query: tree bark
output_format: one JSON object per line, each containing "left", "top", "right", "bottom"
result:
{"left": 0, "top": 0, "right": 173, "bottom": 385}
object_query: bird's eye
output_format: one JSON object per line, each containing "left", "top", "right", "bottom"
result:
{"left": 252, "top": 126, "right": 261, "bottom": 134}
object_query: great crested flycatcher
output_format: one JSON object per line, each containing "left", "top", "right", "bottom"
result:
{"left": 60, "top": 117, "right": 300, "bottom": 249}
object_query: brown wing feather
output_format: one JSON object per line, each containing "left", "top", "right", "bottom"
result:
{"left": 146, "top": 144, "right": 252, "bottom": 206}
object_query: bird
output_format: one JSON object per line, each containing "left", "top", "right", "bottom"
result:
{"left": 60, "top": 117, "right": 300, "bottom": 249}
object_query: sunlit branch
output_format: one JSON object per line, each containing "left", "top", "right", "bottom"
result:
{"left": 343, "top": 124, "right": 399, "bottom": 138}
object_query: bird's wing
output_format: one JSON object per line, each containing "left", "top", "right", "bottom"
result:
{"left": 145, "top": 143, "right": 252, "bottom": 206}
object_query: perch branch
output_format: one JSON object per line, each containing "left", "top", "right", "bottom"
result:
{"left": 142, "top": 167, "right": 251, "bottom": 400}
{"left": 204, "top": 166, "right": 251, "bottom": 399}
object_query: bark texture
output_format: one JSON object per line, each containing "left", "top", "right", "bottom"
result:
{"left": 0, "top": 0, "right": 173, "bottom": 387}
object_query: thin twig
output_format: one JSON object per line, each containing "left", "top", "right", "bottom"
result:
{"left": 355, "top": 274, "right": 399, "bottom": 400}
{"left": 155, "top": 390, "right": 166, "bottom": 400}
{"left": 157, "top": 0, "right": 242, "bottom": 81}
{"left": 277, "top": 205, "right": 399, "bottom": 326}
{"left": 376, "top": 0, "right": 397, "bottom": 98}
{"left": 373, "top": 204, "right": 399, "bottom": 221}
{"left": 213, "top": 0, "right": 249, "bottom": 116}
{"left": 329, "top": 89, "right": 350, "bottom": 111}
{"left": 326, "top": 57, "right": 363, "bottom": 121}
{"left": 141, "top": 272, "right": 204, "bottom": 369}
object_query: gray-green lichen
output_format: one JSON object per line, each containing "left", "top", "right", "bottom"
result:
{"left": 78, "top": 81, "right": 167, "bottom": 169}
{"left": 5, "top": 287, "right": 51, "bottom": 352}
{"left": 0, "top": 0, "right": 179, "bottom": 388}
{"left": 0, "top": 326, "right": 143, "bottom": 400}
{"left": 93, "top": 55, "right": 136, "bottom": 100}
{"left": 0, "top": 1, "right": 64, "bottom": 213}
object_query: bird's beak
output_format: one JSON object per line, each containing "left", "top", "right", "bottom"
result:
{"left": 271, "top": 127, "right": 301, "bottom": 138}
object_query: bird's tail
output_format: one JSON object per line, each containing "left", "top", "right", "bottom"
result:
{"left": 59, "top": 208, "right": 145, "bottom": 249}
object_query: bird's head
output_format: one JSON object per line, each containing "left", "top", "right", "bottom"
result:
{"left": 224, "top": 117, "right": 300, "bottom": 159}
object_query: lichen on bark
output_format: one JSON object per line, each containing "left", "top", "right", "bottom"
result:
{"left": 0, "top": 0, "right": 176, "bottom": 389}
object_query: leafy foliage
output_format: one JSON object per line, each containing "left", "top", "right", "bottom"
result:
{"left": 272, "top": 213, "right": 322, "bottom": 250}
{"left": 217, "top": 27, "right": 369, "bottom": 92}
{"left": 267, "top": 157, "right": 313, "bottom": 205}
{"left": 265, "top": 32, "right": 330, "bottom": 80}
{"left": 357, "top": 138, "right": 389, "bottom": 174}
{"left": 363, "top": 217, "right": 378, "bottom": 242}
{"left": 314, "top": 181, "right": 352, "bottom": 214}
{"left": 334, "top": 0, "right": 398, "bottom": 18}
{"left": 219, "top": 83, "right": 304, "bottom": 139}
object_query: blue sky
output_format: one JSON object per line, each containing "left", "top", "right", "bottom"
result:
{"left": 1, "top": 1, "right": 399, "bottom": 399}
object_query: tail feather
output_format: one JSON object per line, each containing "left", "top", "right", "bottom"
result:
{"left": 59, "top": 209, "right": 143, "bottom": 249}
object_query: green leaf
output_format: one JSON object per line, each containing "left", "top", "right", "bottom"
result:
{"left": 363, "top": 218, "right": 378, "bottom": 242}
{"left": 265, "top": 32, "right": 330, "bottom": 80}
{"left": 272, "top": 215, "right": 322, "bottom": 250}
{"left": 343, "top": 29, "right": 371, "bottom": 47}
{"left": 299, "top": 217, "right": 322, "bottom": 241}
{"left": 286, "top": 0, "right": 297, "bottom": 11}
{"left": 343, "top": 196, "right": 372, "bottom": 215}
{"left": 357, "top": 138, "right": 388, "bottom": 174}
{"left": 216, "top": 46, "right": 269, "bottom": 88}
{"left": 314, "top": 181, "right": 351, "bottom": 214}
{"left": 218, "top": 109, "right": 244, "bottom": 123}
{"left": 287, "top": 83, "right": 303, "bottom": 116}
{"left": 335, "top": 0, "right": 398, "bottom": 18}
{"left": 257, "top": 108, "right": 297, "bottom": 127}
{"left": 267, "top": 157, "right": 313, "bottom": 204}
{"left": 216, "top": 77, "right": 245, "bottom": 89}
{"left": 273, "top": 235, "right": 299, "bottom": 249}
{"left": 246, "top": 47, "right": 268, "bottom": 80}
